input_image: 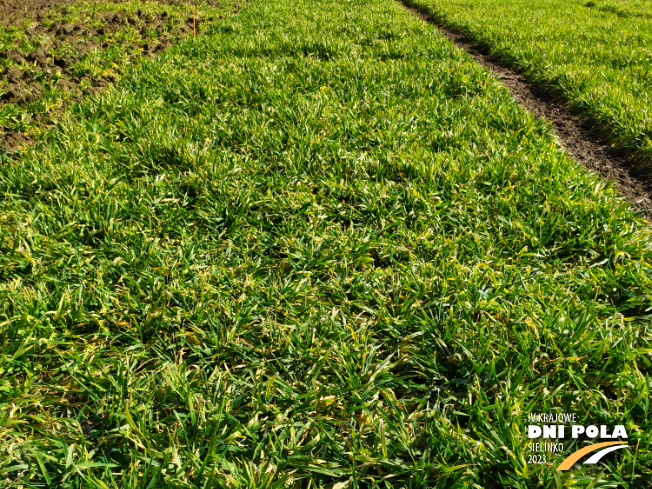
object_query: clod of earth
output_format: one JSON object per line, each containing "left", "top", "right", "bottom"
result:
{"left": 0, "top": 0, "right": 243, "bottom": 153}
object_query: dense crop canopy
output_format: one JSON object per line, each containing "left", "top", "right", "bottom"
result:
{"left": 0, "top": 0, "right": 651, "bottom": 487}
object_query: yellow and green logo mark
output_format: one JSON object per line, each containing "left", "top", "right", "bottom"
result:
{"left": 557, "top": 441, "right": 628, "bottom": 471}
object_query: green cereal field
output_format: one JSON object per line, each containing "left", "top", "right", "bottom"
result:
{"left": 0, "top": 0, "right": 650, "bottom": 487}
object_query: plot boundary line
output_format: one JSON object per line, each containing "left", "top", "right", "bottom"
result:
{"left": 399, "top": 0, "right": 652, "bottom": 223}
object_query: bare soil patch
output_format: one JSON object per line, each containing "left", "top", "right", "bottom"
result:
{"left": 0, "top": 0, "right": 83, "bottom": 27}
{"left": 0, "top": 0, "right": 237, "bottom": 152}
{"left": 0, "top": 0, "right": 224, "bottom": 26}
{"left": 400, "top": 0, "right": 652, "bottom": 222}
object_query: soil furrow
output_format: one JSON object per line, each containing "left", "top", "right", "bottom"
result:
{"left": 399, "top": 0, "right": 652, "bottom": 222}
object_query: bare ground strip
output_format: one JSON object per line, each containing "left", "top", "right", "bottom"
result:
{"left": 399, "top": 0, "right": 652, "bottom": 222}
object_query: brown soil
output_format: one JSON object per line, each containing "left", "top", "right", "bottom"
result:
{"left": 0, "top": 0, "right": 82, "bottom": 27}
{"left": 400, "top": 0, "right": 652, "bottom": 223}
{"left": 0, "top": 0, "right": 232, "bottom": 152}
{"left": 0, "top": 0, "right": 224, "bottom": 26}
